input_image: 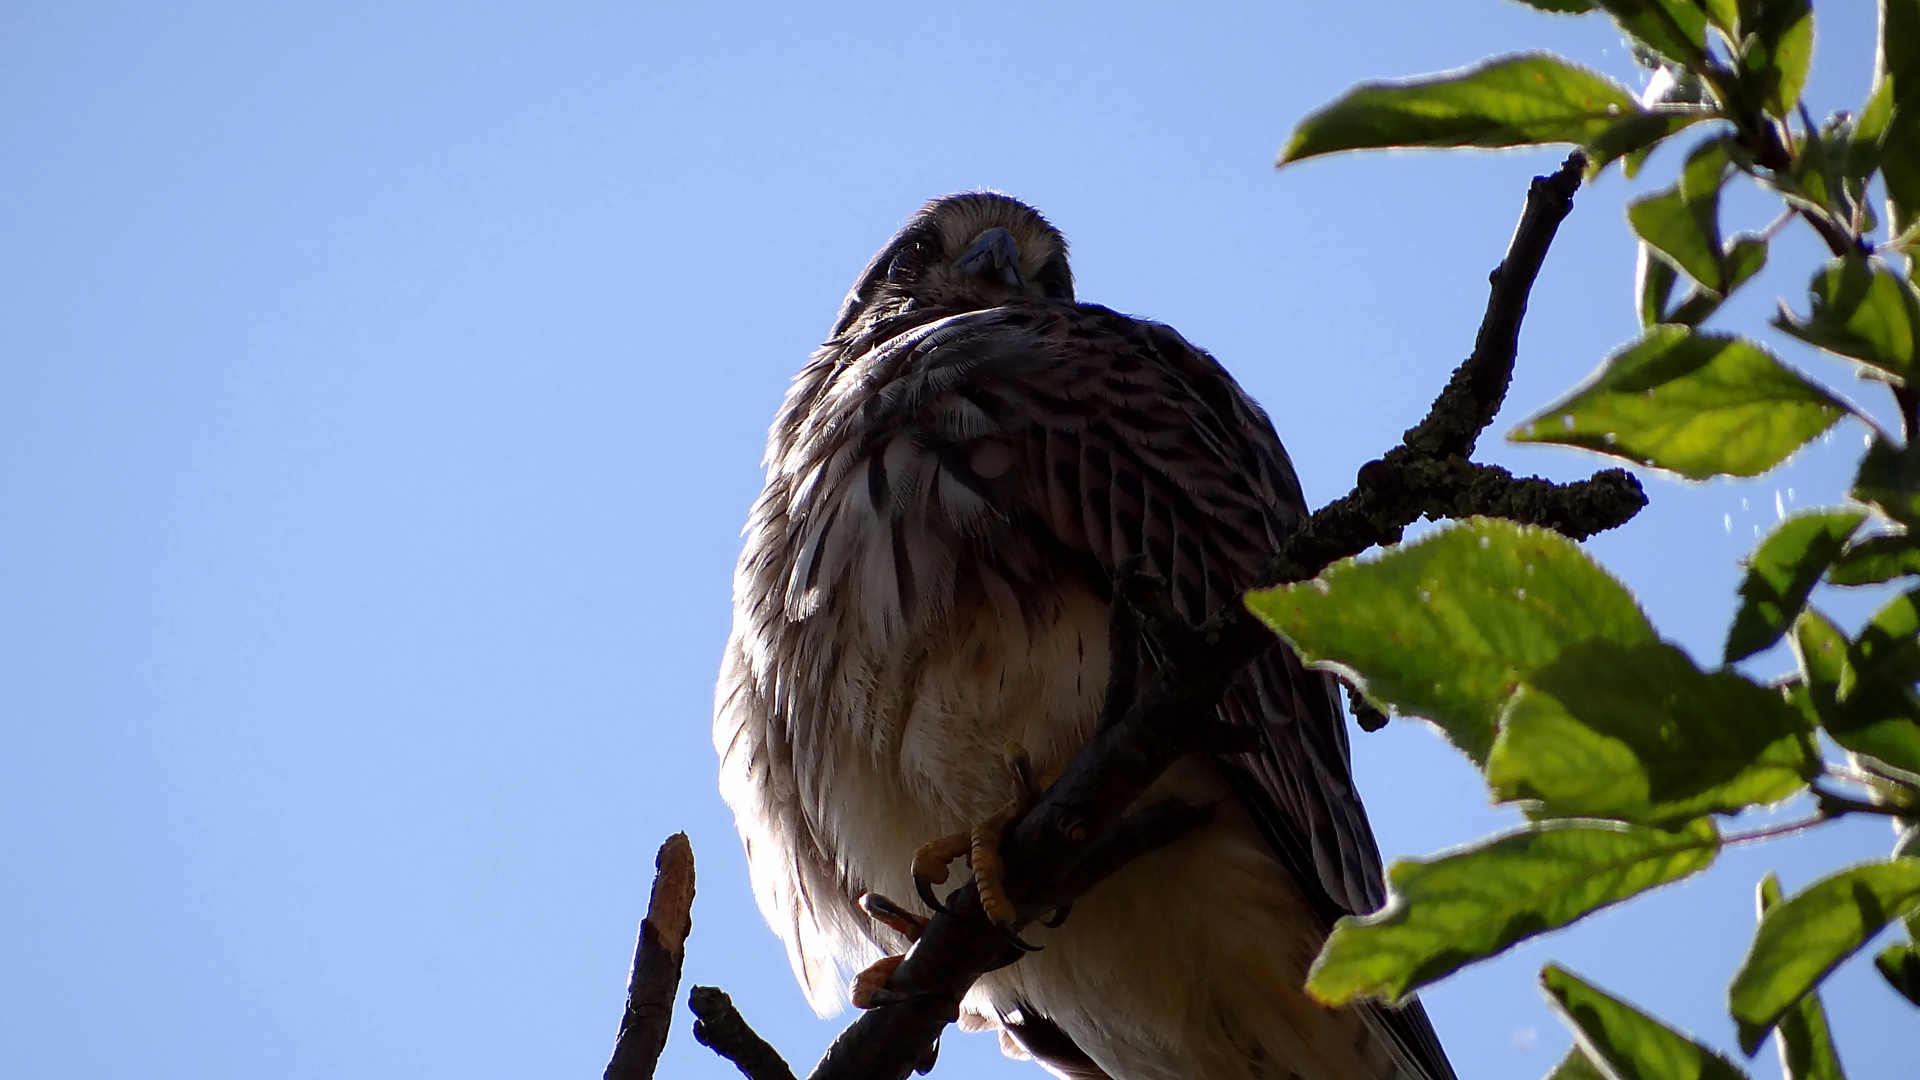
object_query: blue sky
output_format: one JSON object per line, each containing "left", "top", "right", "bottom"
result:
{"left": 1, "top": 2, "right": 1911, "bottom": 1078}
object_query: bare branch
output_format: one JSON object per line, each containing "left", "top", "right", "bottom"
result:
{"left": 688, "top": 986, "right": 800, "bottom": 1080}
{"left": 604, "top": 833, "right": 695, "bottom": 1080}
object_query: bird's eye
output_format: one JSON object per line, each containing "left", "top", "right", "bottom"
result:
{"left": 885, "top": 249, "right": 916, "bottom": 283}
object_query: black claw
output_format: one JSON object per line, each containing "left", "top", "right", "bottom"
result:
{"left": 914, "top": 875, "right": 950, "bottom": 915}
{"left": 999, "top": 925, "right": 1044, "bottom": 953}
{"left": 1040, "top": 903, "right": 1072, "bottom": 929}
{"left": 914, "top": 1036, "right": 940, "bottom": 1075}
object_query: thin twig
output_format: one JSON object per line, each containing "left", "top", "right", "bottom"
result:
{"left": 689, "top": 986, "right": 800, "bottom": 1080}
{"left": 604, "top": 834, "right": 696, "bottom": 1080}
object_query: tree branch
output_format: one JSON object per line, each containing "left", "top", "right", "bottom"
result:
{"left": 604, "top": 833, "right": 695, "bottom": 1080}
{"left": 681, "top": 151, "right": 1647, "bottom": 1080}
{"left": 688, "top": 986, "right": 801, "bottom": 1080}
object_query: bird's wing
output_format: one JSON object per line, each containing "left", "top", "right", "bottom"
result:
{"left": 848, "top": 300, "right": 1455, "bottom": 1080}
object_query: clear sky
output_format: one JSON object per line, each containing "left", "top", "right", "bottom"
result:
{"left": 1, "top": 2, "right": 1911, "bottom": 1078}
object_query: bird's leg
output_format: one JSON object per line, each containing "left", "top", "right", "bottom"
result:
{"left": 847, "top": 893, "right": 930, "bottom": 1009}
{"left": 909, "top": 741, "right": 1062, "bottom": 942}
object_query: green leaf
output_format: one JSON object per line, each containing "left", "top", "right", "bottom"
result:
{"left": 1879, "top": 0, "right": 1920, "bottom": 234}
{"left": 1306, "top": 819, "right": 1719, "bottom": 1005}
{"left": 1279, "top": 53, "right": 1644, "bottom": 164}
{"left": 1726, "top": 509, "right": 1868, "bottom": 662}
{"left": 1667, "top": 234, "right": 1770, "bottom": 326}
{"left": 1773, "top": 256, "right": 1920, "bottom": 384}
{"left": 1828, "top": 531, "right": 1920, "bottom": 586}
{"left": 1638, "top": 243, "right": 1681, "bottom": 326}
{"left": 1488, "top": 640, "right": 1815, "bottom": 823}
{"left": 1591, "top": 0, "right": 1711, "bottom": 66}
{"left": 1875, "top": 941, "right": 1920, "bottom": 1007}
{"left": 1544, "top": 1047, "right": 1612, "bottom": 1080}
{"left": 1588, "top": 108, "right": 1720, "bottom": 177}
{"left": 1629, "top": 138, "right": 1732, "bottom": 290}
{"left": 1543, "top": 964, "right": 1749, "bottom": 1080}
{"left": 1737, "top": 0, "right": 1813, "bottom": 118}
{"left": 1852, "top": 436, "right": 1920, "bottom": 525}
{"left": 1511, "top": 327, "right": 1847, "bottom": 480}
{"left": 1731, "top": 858, "right": 1920, "bottom": 1052}
{"left": 1245, "top": 519, "right": 1655, "bottom": 764}
{"left": 1789, "top": 607, "right": 1920, "bottom": 777}
{"left": 1758, "top": 875, "right": 1850, "bottom": 1080}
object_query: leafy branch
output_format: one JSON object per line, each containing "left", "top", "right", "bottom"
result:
{"left": 1265, "top": 1, "right": 1920, "bottom": 1076}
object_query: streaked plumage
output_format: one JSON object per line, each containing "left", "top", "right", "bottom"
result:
{"left": 715, "top": 192, "right": 1454, "bottom": 1080}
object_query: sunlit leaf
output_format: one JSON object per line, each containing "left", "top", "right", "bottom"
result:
{"left": 1543, "top": 964, "right": 1748, "bottom": 1080}
{"left": 1731, "top": 858, "right": 1920, "bottom": 1052}
{"left": 1279, "top": 53, "right": 1643, "bottom": 164}
{"left": 1879, "top": 0, "right": 1920, "bottom": 234}
{"left": 1662, "top": 235, "right": 1770, "bottom": 328}
{"left": 1629, "top": 139, "right": 1732, "bottom": 290}
{"left": 1245, "top": 519, "right": 1654, "bottom": 764}
{"left": 1773, "top": 256, "right": 1920, "bottom": 384}
{"left": 1789, "top": 607, "right": 1920, "bottom": 778}
{"left": 1759, "top": 875, "right": 1850, "bottom": 1080}
{"left": 1306, "top": 819, "right": 1719, "bottom": 1005}
{"left": 1828, "top": 531, "right": 1920, "bottom": 586}
{"left": 1853, "top": 436, "right": 1920, "bottom": 525}
{"left": 1638, "top": 242, "right": 1680, "bottom": 326}
{"left": 1591, "top": 0, "right": 1710, "bottom": 66}
{"left": 1588, "top": 108, "right": 1719, "bottom": 177}
{"left": 1726, "top": 509, "right": 1867, "bottom": 662}
{"left": 1737, "top": 0, "right": 1813, "bottom": 118}
{"left": 1875, "top": 942, "right": 1920, "bottom": 1007}
{"left": 1512, "top": 327, "right": 1847, "bottom": 480}
{"left": 1543, "top": 1047, "right": 1611, "bottom": 1080}
{"left": 1488, "top": 640, "right": 1816, "bottom": 823}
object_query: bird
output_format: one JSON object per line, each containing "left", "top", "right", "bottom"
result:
{"left": 714, "top": 191, "right": 1455, "bottom": 1080}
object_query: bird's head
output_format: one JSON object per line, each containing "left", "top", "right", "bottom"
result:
{"left": 829, "top": 192, "right": 1075, "bottom": 338}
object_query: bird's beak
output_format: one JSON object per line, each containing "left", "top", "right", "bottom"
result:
{"left": 953, "top": 227, "right": 1026, "bottom": 288}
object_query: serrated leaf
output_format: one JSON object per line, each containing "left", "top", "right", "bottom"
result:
{"left": 1629, "top": 138, "right": 1732, "bottom": 290}
{"left": 1759, "top": 875, "right": 1849, "bottom": 1080}
{"left": 1279, "top": 53, "right": 1644, "bottom": 164}
{"left": 1306, "top": 819, "right": 1719, "bottom": 1005}
{"left": 1512, "top": 327, "right": 1847, "bottom": 480}
{"left": 1726, "top": 509, "right": 1868, "bottom": 661}
{"left": 1829, "top": 531, "right": 1920, "bottom": 586}
{"left": 1738, "top": 0, "right": 1813, "bottom": 118}
{"left": 1731, "top": 858, "right": 1920, "bottom": 1052}
{"left": 1880, "top": 0, "right": 1920, "bottom": 234}
{"left": 1789, "top": 607, "right": 1920, "bottom": 777}
{"left": 1852, "top": 436, "right": 1920, "bottom": 525}
{"left": 1875, "top": 942, "right": 1920, "bottom": 1007}
{"left": 1773, "top": 256, "right": 1920, "bottom": 384}
{"left": 1666, "top": 234, "right": 1771, "bottom": 326}
{"left": 1488, "top": 640, "right": 1816, "bottom": 823}
{"left": 1245, "top": 519, "right": 1655, "bottom": 764}
{"left": 1592, "top": 0, "right": 1711, "bottom": 66}
{"left": 1589, "top": 108, "right": 1720, "bottom": 176}
{"left": 1544, "top": 1047, "right": 1612, "bottom": 1080}
{"left": 1639, "top": 242, "right": 1681, "bottom": 326}
{"left": 1543, "top": 964, "right": 1749, "bottom": 1080}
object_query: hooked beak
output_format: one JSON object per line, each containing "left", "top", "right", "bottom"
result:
{"left": 953, "top": 227, "right": 1025, "bottom": 288}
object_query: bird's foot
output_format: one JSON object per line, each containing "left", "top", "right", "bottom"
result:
{"left": 850, "top": 955, "right": 905, "bottom": 1009}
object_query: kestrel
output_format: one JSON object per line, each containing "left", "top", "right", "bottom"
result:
{"left": 715, "top": 192, "right": 1454, "bottom": 1080}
